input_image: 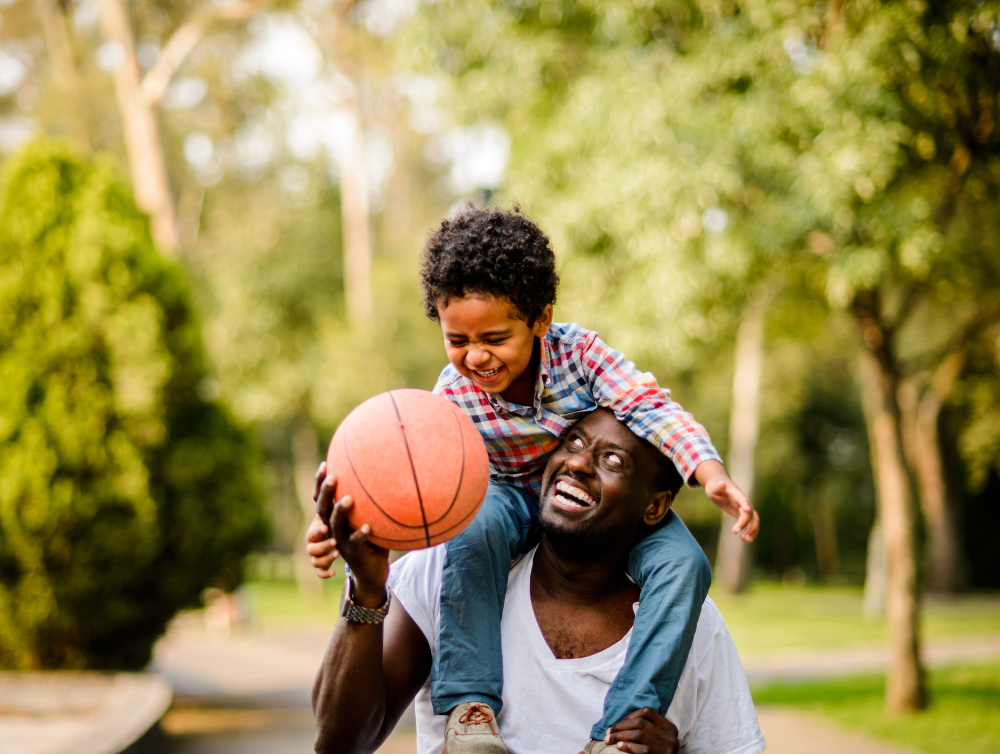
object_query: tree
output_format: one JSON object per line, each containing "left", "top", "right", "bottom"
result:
{"left": 0, "top": 140, "right": 267, "bottom": 669}
{"left": 404, "top": 0, "right": 1000, "bottom": 713}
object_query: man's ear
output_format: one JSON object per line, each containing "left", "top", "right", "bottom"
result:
{"left": 532, "top": 304, "right": 554, "bottom": 337}
{"left": 643, "top": 489, "right": 673, "bottom": 526}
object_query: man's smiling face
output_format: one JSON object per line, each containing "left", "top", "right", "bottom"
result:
{"left": 539, "top": 409, "right": 670, "bottom": 551}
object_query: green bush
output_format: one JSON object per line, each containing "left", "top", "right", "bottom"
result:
{"left": 0, "top": 141, "right": 268, "bottom": 670}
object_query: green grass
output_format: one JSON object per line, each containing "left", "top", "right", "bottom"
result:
{"left": 240, "top": 575, "right": 1000, "bottom": 644}
{"left": 242, "top": 575, "right": 346, "bottom": 629}
{"left": 709, "top": 581, "right": 1000, "bottom": 653}
{"left": 753, "top": 662, "right": 1000, "bottom": 754}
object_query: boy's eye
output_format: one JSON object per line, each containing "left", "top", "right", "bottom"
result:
{"left": 485, "top": 338, "right": 506, "bottom": 345}
{"left": 448, "top": 340, "right": 467, "bottom": 347}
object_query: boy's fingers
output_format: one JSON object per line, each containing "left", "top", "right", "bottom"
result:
{"left": 305, "top": 518, "right": 329, "bottom": 543}
{"left": 305, "top": 539, "right": 336, "bottom": 557}
{"left": 742, "top": 511, "right": 761, "bottom": 542}
{"left": 732, "top": 507, "right": 752, "bottom": 534}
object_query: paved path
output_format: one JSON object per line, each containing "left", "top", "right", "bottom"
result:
{"left": 151, "top": 615, "right": 999, "bottom": 754}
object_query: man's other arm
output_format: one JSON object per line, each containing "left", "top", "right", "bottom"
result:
{"left": 310, "top": 474, "right": 432, "bottom": 754}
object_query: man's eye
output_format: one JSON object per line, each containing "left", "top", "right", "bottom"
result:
{"left": 604, "top": 453, "right": 623, "bottom": 467}
{"left": 567, "top": 436, "right": 585, "bottom": 449}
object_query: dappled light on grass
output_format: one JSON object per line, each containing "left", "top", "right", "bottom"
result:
{"left": 753, "top": 662, "right": 1000, "bottom": 754}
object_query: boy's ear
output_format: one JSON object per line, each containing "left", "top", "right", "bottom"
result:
{"left": 643, "top": 490, "right": 673, "bottom": 527}
{"left": 532, "top": 304, "right": 554, "bottom": 337}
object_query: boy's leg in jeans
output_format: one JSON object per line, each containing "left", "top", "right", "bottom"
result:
{"left": 431, "top": 482, "right": 538, "bottom": 716}
{"left": 591, "top": 510, "right": 712, "bottom": 739}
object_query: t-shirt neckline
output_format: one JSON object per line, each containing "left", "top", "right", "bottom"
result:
{"left": 515, "top": 548, "right": 636, "bottom": 672}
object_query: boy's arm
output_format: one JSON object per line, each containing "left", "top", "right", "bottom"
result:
{"left": 693, "top": 460, "right": 759, "bottom": 542}
{"left": 578, "top": 330, "right": 759, "bottom": 540}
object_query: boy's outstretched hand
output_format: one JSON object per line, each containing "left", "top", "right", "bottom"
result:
{"left": 693, "top": 460, "right": 759, "bottom": 542}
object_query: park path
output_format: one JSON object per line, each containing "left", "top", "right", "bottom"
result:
{"left": 150, "top": 614, "right": 998, "bottom": 754}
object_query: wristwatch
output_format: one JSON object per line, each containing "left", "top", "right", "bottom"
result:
{"left": 340, "top": 576, "right": 391, "bottom": 624}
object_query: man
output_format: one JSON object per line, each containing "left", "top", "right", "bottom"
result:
{"left": 308, "top": 409, "right": 765, "bottom": 754}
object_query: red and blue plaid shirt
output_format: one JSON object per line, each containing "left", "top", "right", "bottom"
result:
{"left": 433, "top": 322, "right": 721, "bottom": 495}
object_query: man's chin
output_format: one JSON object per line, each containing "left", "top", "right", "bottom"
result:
{"left": 537, "top": 513, "right": 609, "bottom": 561}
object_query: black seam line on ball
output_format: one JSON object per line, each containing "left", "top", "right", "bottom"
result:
{"left": 366, "top": 501, "right": 481, "bottom": 547}
{"left": 343, "top": 406, "right": 424, "bottom": 530}
{"left": 422, "top": 406, "right": 467, "bottom": 526}
{"left": 390, "top": 391, "right": 431, "bottom": 548}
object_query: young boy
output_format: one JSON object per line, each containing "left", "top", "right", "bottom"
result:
{"left": 308, "top": 205, "right": 758, "bottom": 754}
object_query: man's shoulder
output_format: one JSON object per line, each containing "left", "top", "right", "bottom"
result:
{"left": 688, "top": 597, "right": 731, "bottom": 657}
{"left": 388, "top": 546, "right": 447, "bottom": 648}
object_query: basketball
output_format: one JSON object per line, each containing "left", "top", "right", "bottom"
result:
{"left": 325, "top": 389, "right": 490, "bottom": 550}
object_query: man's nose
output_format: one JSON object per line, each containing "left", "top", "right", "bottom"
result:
{"left": 565, "top": 450, "right": 595, "bottom": 476}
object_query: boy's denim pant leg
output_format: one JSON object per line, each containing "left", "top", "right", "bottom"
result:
{"left": 592, "top": 510, "right": 712, "bottom": 739}
{"left": 430, "top": 482, "right": 538, "bottom": 716}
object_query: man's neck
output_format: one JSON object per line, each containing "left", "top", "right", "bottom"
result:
{"left": 531, "top": 537, "right": 631, "bottom": 603}
{"left": 529, "top": 536, "right": 639, "bottom": 659}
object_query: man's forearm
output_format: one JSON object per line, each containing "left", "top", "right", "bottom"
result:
{"left": 312, "top": 597, "right": 393, "bottom": 754}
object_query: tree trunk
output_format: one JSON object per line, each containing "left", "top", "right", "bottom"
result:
{"left": 863, "top": 518, "right": 888, "bottom": 619}
{"left": 339, "top": 96, "right": 372, "bottom": 327}
{"left": 34, "top": 0, "right": 77, "bottom": 87}
{"left": 809, "top": 496, "right": 840, "bottom": 581}
{"left": 855, "top": 306, "right": 925, "bottom": 713}
{"left": 97, "top": 0, "right": 179, "bottom": 253}
{"left": 859, "top": 345, "right": 887, "bottom": 620}
{"left": 292, "top": 416, "right": 323, "bottom": 601}
{"left": 715, "top": 296, "right": 765, "bottom": 593}
{"left": 899, "top": 353, "right": 965, "bottom": 593}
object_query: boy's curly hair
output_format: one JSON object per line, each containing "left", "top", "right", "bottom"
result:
{"left": 420, "top": 204, "right": 559, "bottom": 324}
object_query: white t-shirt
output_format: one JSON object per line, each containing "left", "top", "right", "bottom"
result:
{"left": 388, "top": 546, "right": 766, "bottom": 754}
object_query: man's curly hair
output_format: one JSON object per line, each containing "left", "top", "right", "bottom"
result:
{"left": 420, "top": 204, "right": 559, "bottom": 324}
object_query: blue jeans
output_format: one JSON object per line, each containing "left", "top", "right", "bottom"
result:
{"left": 430, "top": 482, "right": 712, "bottom": 740}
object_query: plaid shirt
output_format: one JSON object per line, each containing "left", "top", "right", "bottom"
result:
{"left": 433, "top": 322, "right": 721, "bottom": 495}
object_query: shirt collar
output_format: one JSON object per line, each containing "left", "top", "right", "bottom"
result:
{"left": 486, "top": 334, "right": 551, "bottom": 417}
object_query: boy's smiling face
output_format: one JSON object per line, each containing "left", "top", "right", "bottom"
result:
{"left": 437, "top": 294, "right": 553, "bottom": 399}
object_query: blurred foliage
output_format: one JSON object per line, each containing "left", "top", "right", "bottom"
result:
{"left": 399, "top": 0, "right": 1000, "bottom": 582}
{"left": 2, "top": 0, "right": 998, "bottom": 589}
{"left": 0, "top": 141, "right": 267, "bottom": 669}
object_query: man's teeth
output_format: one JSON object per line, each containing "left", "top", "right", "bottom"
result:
{"left": 555, "top": 480, "right": 595, "bottom": 507}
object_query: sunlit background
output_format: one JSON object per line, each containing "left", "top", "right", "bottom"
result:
{"left": 0, "top": 1, "right": 999, "bottom": 753}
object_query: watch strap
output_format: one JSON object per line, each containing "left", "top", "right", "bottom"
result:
{"left": 340, "top": 578, "right": 391, "bottom": 624}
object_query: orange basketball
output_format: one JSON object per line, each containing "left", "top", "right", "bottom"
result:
{"left": 326, "top": 389, "right": 489, "bottom": 550}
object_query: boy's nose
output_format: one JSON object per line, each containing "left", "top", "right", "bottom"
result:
{"left": 466, "top": 347, "right": 491, "bottom": 366}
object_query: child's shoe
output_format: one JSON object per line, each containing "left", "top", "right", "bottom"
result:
{"left": 444, "top": 702, "right": 506, "bottom": 754}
